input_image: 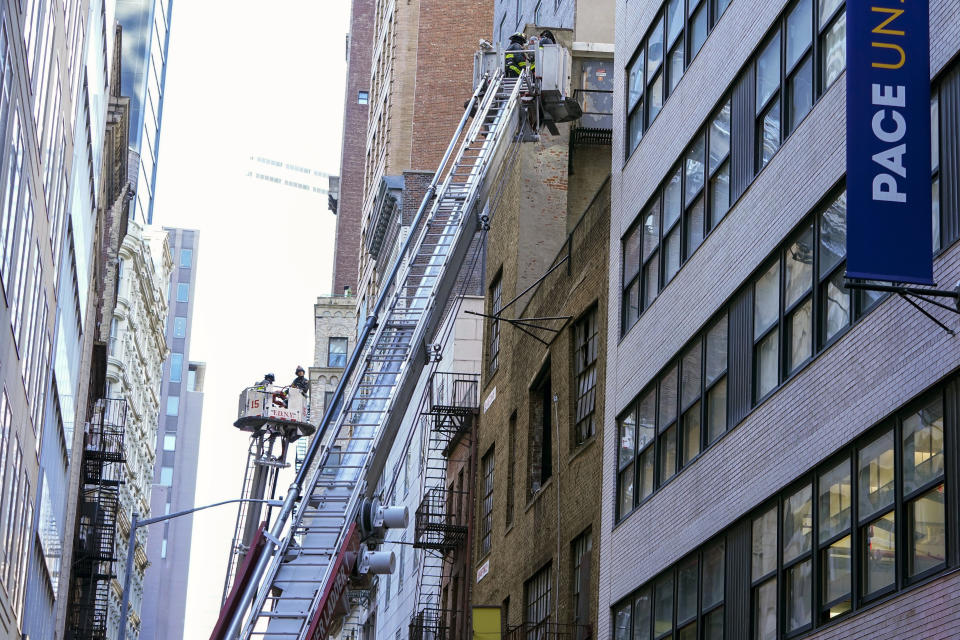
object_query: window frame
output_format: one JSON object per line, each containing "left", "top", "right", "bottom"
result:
{"left": 488, "top": 272, "right": 503, "bottom": 378}
{"left": 573, "top": 306, "right": 599, "bottom": 446}
{"left": 480, "top": 446, "right": 495, "bottom": 556}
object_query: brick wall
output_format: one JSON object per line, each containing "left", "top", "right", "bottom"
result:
{"left": 332, "top": 0, "right": 374, "bottom": 295}
{"left": 473, "top": 168, "right": 609, "bottom": 635}
{"left": 410, "top": 0, "right": 493, "bottom": 172}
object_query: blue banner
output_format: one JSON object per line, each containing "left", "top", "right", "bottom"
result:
{"left": 846, "top": 0, "right": 932, "bottom": 284}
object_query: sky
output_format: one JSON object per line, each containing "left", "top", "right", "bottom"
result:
{"left": 149, "top": 0, "right": 351, "bottom": 634}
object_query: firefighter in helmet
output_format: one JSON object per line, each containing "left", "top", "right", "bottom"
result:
{"left": 504, "top": 32, "right": 531, "bottom": 78}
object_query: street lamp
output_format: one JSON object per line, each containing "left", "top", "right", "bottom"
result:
{"left": 117, "top": 498, "right": 282, "bottom": 640}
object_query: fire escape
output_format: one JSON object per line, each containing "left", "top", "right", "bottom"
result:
{"left": 409, "top": 371, "right": 479, "bottom": 640}
{"left": 67, "top": 398, "right": 127, "bottom": 640}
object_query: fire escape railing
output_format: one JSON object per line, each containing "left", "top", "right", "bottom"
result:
{"left": 414, "top": 487, "right": 469, "bottom": 551}
{"left": 571, "top": 89, "right": 613, "bottom": 146}
{"left": 66, "top": 398, "right": 127, "bottom": 640}
{"left": 505, "top": 621, "right": 593, "bottom": 640}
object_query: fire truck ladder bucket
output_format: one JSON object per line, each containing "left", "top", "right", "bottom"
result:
{"left": 220, "top": 69, "right": 525, "bottom": 640}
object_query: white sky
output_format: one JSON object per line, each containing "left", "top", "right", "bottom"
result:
{"left": 149, "top": 1, "right": 351, "bottom": 635}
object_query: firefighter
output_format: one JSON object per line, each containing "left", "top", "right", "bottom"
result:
{"left": 291, "top": 366, "right": 309, "bottom": 396}
{"left": 539, "top": 29, "right": 556, "bottom": 45}
{"left": 504, "top": 32, "right": 531, "bottom": 78}
{"left": 257, "top": 373, "right": 276, "bottom": 389}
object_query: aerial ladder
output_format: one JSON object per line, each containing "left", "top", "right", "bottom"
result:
{"left": 214, "top": 42, "right": 577, "bottom": 640}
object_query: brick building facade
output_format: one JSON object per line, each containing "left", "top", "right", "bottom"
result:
{"left": 474, "top": 171, "right": 609, "bottom": 637}
{"left": 602, "top": 1, "right": 960, "bottom": 639}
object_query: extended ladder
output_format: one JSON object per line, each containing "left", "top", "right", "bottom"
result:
{"left": 222, "top": 68, "right": 527, "bottom": 639}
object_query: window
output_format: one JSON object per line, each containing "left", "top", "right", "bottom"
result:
{"left": 624, "top": 0, "right": 729, "bottom": 159}
{"left": 614, "top": 381, "right": 956, "bottom": 639}
{"left": 173, "top": 316, "right": 186, "bottom": 338}
{"left": 622, "top": 100, "right": 732, "bottom": 333}
{"left": 166, "top": 396, "right": 179, "bottom": 416}
{"left": 169, "top": 352, "right": 183, "bottom": 383}
{"left": 530, "top": 367, "right": 553, "bottom": 494}
{"left": 488, "top": 274, "right": 502, "bottom": 377}
{"left": 617, "top": 313, "right": 728, "bottom": 520}
{"left": 572, "top": 530, "right": 593, "bottom": 629}
{"left": 163, "top": 433, "right": 176, "bottom": 451}
{"left": 358, "top": 90, "right": 369, "bottom": 104}
{"left": 159, "top": 466, "right": 173, "bottom": 486}
{"left": 327, "top": 337, "right": 348, "bottom": 367}
{"left": 574, "top": 308, "right": 598, "bottom": 445}
{"left": 525, "top": 563, "right": 552, "bottom": 632}
{"left": 617, "top": 537, "right": 725, "bottom": 640}
{"left": 621, "top": 4, "right": 850, "bottom": 334}
{"left": 480, "top": 447, "right": 494, "bottom": 555}
{"left": 160, "top": 538, "right": 167, "bottom": 559}
{"left": 179, "top": 248, "right": 192, "bottom": 268}
{"left": 757, "top": 0, "right": 847, "bottom": 170}
{"left": 176, "top": 283, "right": 189, "bottom": 302}
{"left": 187, "top": 365, "right": 198, "bottom": 392}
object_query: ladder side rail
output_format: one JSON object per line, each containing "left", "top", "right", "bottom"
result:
{"left": 226, "top": 74, "right": 497, "bottom": 640}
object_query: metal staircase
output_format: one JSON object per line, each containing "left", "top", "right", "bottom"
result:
{"left": 222, "top": 68, "right": 527, "bottom": 640}
{"left": 66, "top": 398, "right": 127, "bottom": 640}
{"left": 409, "top": 371, "right": 479, "bottom": 640}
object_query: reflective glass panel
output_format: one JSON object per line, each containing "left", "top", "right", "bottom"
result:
{"left": 902, "top": 397, "right": 944, "bottom": 494}
{"left": 664, "top": 169, "right": 683, "bottom": 229}
{"left": 702, "top": 540, "right": 725, "bottom": 609}
{"left": 681, "top": 341, "right": 702, "bottom": 407}
{"left": 785, "top": 225, "right": 814, "bottom": 307}
{"left": 682, "top": 405, "right": 701, "bottom": 465}
{"left": 756, "top": 329, "right": 779, "bottom": 400}
{"left": 822, "top": 11, "right": 846, "bottom": 89}
{"left": 757, "top": 34, "right": 781, "bottom": 111}
{"left": 665, "top": 229, "right": 681, "bottom": 283}
{"left": 660, "top": 425, "right": 678, "bottom": 483}
{"left": 819, "top": 459, "right": 851, "bottom": 542}
{"left": 667, "top": 0, "right": 684, "bottom": 45}
{"left": 648, "top": 17, "right": 664, "bottom": 79}
{"left": 638, "top": 390, "right": 656, "bottom": 451}
{"left": 859, "top": 430, "right": 895, "bottom": 516}
{"left": 824, "top": 270, "right": 850, "bottom": 342}
{"left": 786, "top": 559, "right": 812, "bottom": 631}
{"left": 639, "top": 446, "right": 656, "bottom": 500}
{"left": 752, "top": 506, "right": 777, "bottom": 579}
{"left": 643, "top": 201, "right": 661, "bottom": 260}
{"left": 754, "top": 262, "right": 779, "bottom": 338}
{"left": 685, "top": 136, "right": 706, "bottom": 204}
{"left": 707, "top": 379, "right": 727, "bottom": 443}
{"left": 629, "top": 50, "right": 645, "bottom": 110}
{"left": 786, "top": 0, "right": 813, "bottom": 69}
{"left": 783, "top": 484, "right": 812, "bottom": 562}
{"left": 619, "top": 410, "right": 636, "bottom": 467}
{"left": 710, "top": 103, "right": 731, "bottom": 173}
{"left": 819, "top": 193, "right": 847, "bottom": 277}
{"left": 760, "top": 99, "right": 781, "bottom": 167}
{"left": 678, "top": 556, "right": 698, "bottom": 623}
{"left": 863, "top": 511, "right": 896, "bottom": 594}
{"left": 908, "top": 486, "right": 946, "bottom": 576}
{"left": 649, "top": 74, "right": 664, "bottom": 124}
{"left": 614, "top": 602, "right": 632, "bottom": 640}
{"left": 788, "top": 299, "right": 812, "bottom": 373}
{"left": 755, "top": 580, "right": 777, "bottom": 640}
{"left": 660, "top": 366, "right": 678, "bottom": 427}
{"left": 624, "top": 226, "right": 642, "bottom": 282}
{"left": 789, "top": 55, "right": 813, "bottom": 131}
{"left": 822, "top": 535, "right": 852, "bottom": 608}
{"left": 689, "top": 4, "right": 707, "bottom": 59}
{"left": 635, "top": 588, "right": 652, "bottom": 640}
{"left": 705, "top": 316, "right": 727, "bottom": 383}
{"left": 654, "top": 573, "right": 674, "bottom": 637}
{"left": 685, "top": 197, "right": 705, "bottom": 256}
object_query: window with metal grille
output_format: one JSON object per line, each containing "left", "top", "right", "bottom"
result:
{"left": 488, "top": 274, "right": 502, "bottom": 377}
{"left": 574, "top": 307, "right": 598, "bottom": 445}
{"left": 524, "top": 563, "right": 552, "bottom": 633}
{"left": 481, "top": 447, "right": 495, "bottom": 555}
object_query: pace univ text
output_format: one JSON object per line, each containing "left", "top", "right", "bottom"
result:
{"left": 869, "top": 4, "right": 913, "bottom": 205}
